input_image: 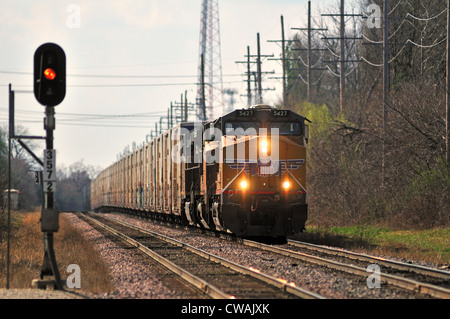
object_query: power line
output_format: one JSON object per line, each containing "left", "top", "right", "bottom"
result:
{"left": 407, "top": 37, "right": 447, "bottom": 49}
{"left": 0, "top": 117, "right": 155, "bottom": 128}
{"left": 0, "top": 69, "right": 242, "bottom": 79}
{"left": 0, "top": 79, "right": 243, "bottom": 89}
{"left": 406, "top": 9, "right": 447, "bottom": 22}
{"left": 0, "top": 82, "right": 242, "bottom": 89}
{"left": 0, "top": 112, "right": 163, "bottom": 127}
{"left": 0, "top": 107, "right": 167, "bottom": 118}
{"left": 0, "top": 108, "right": 168, "bottom": 129}
{"left": 68, "top": 83, "right": 200, "bottom": 88}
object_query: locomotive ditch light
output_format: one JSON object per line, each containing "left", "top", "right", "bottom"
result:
{"left": 240, "top": 180, "right": 248, "bottom": 190}
{"left": 282, "top": 181, "right": 291, "bottom": 190}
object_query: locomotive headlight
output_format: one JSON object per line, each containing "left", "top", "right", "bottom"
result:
{"left": 260, "top": 139, "right": 269, "bottom": 155}
{"left": 240, "top": 180, "right": 248, "bottom": 190}
{"left": 282, "top": 181, "right": 291, "bottom": 190}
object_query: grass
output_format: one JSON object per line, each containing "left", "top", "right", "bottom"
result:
{"left": 0, "top": 210, "right": 114, "bottom": 294}
{"left": 293, "top": 225, "right": 450, "bottom": 265}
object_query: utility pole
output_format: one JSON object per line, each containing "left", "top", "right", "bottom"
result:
{"left": 177, "top": 93, "right": 184, "bottom": 122}
{"left": 170, "top": 102, "right": 174, "bottom": 127}
{"left": 281, "top": 15, "right": 287, "bottom": 108}
{"left": 291, "top": 1, "right": 327, "bottom": 101}
{"left": 200, "top": 53, "right": 206, "bottom": 120}
{"left": 383, "top": 0, "right": 389, "bottom": 184}
{"left": 171, "top": 93, "right": 196, "bottom": 125}
{"left": 361, "top": 1, "right": 407, "bottom": 183}
{"left": 237, "top": 46, "right": 254, "bottom": 107}
{"left": 340, "top": 0, "right": 345, "bottom": 111}
{"left": 254, "top": 33, "right": 275, "bottom": 104}
{"left": 223, "top": 88, "right": 238, "bottom": 113}
{"left": 322, "top": 0, "right": 362, "bottom": 112}
{"left": 447, "top": 0, "right": 450, "bottom": 166}
{"left": 236, "top": 41, "right": 274, "bottom": 106}
{"left": 247, "top": 46, "right": 252, "bottom": 107}
{"left": 185, "top": 90, "right": 188, "bottom": 122}
{"left": 257, "top": 33, "right": 263, "bottom": 104}
{"left": 268, "top": 17, "right": 294, "bottom": 108}
{"left": 167, "top": 108, "right": 170, "bottom": 130}
{"left": 7, "top": 85, "right": 13, "bottom": 289}
{"left": 308, "top": 3, "right": 312, "bottom": 101}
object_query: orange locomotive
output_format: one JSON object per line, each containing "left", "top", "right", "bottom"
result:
{"left": 91, "top": 105, "right": 309, "bottom": 239}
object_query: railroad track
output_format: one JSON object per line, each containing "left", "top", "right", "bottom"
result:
{"left": 146, "top": 214, "right": 450, "bottom": 298}
{"left": 242, "top": 239, "right": 450, "bottom": 299}
{"left": 78, "top": 212, "right": 324, "bottom": 300}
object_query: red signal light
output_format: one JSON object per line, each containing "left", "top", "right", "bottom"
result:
{"left": 44, "top": 68, "right": 56, "bottom": 80}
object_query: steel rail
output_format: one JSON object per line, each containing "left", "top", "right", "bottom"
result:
{"left": 243, "top": 239, "right": 450, "bottom": 299}
{"left": 86, "top": 213, "right": 325, "bottom": 299}
{"left": 288, "top": 239, "right": 450, "bottom": 281}
{"left": 80, "top": 213, "right": 231, "bottom": 299}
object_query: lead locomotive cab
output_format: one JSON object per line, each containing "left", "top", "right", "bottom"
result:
{"left": 196, "top": 104, "right": 309, "bottom": 238}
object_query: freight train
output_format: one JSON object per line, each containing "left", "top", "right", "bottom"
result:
{"left": 91, "top": 104, "right": 309, "bottom": 238}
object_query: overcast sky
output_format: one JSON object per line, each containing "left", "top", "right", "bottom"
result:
{"left": 0, "top": 0, "right": 350, "bottom": 171}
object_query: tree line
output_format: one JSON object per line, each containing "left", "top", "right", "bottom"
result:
{"left": 281, "top": 0, "right": 449, "bottom": 228}
{"left": 0, "top": 126, "right": 99, "bottom": 214}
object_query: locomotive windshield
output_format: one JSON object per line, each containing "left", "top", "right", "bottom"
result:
{"left": 268, "top": 122, "right": 301, "bottom": 135}
{"left": 224, "top": 121, "right": 301, "bottom": 135}
{"left": 225, "top": 121, "right": 261, "bottom": 135}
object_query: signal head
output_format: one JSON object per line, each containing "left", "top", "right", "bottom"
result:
{"left": 34, "top": 43, "right": 66, "bottom": 107}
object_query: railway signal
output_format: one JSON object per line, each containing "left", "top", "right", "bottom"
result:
{"left": 34, "top": 43, "right": 66, "bottom": 107}
{"left": 30, "top": 43, "right": 66, "bottom": 290}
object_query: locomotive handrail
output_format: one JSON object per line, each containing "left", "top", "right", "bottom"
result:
{"left": 222, "top": 166, "right": 246, "bottom": 192}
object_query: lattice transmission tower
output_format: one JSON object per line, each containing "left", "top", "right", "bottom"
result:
{"left": 197, "top": 0, "right": 224, "bottom": 121}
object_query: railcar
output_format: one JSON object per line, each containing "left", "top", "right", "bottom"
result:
{"left": 91, "top": 104, "right": 309, "bottom": 238}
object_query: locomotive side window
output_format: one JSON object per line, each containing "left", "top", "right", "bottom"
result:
{"left": 268, "top": 122, "right": 301, "bottom": 135}
{"left": 225, "top": 121, "right": 261, "bottom": 135}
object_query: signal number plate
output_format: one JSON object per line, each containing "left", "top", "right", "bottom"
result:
{"left": 43, "top": 149, "right": 56, "bottom": 192}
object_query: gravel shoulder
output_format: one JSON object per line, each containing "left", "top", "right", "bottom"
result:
{"left": 0, "top": 288, "right": 88, "bottom": 299}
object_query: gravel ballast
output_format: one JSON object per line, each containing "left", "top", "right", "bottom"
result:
{"left": 1, "top": 212, "right": 439, "bottom": 299}
{"left": 64, "top": 212, "right": 437, "bottom": 299}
